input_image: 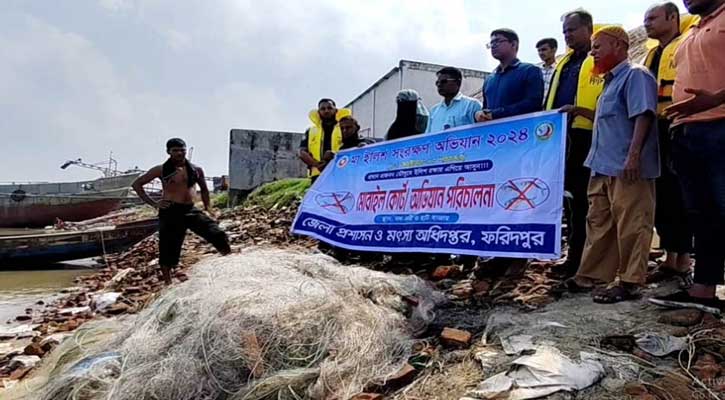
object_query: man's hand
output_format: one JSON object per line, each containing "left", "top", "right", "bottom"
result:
{"left": 559, "top": 104, "right": 579, "bottom": 115}
{"left": 322, "top": 150, "right": 335, "bottom": 162}
{"left": 559, "top": 105, "right": 595, "bottom": 121}
{"left": 622, "top": 152, "right": 641, "bottom": 182}
{"left": 156, "top": 199, "right": 171, "bottom": 210}
{"left": 664, "top": 88, "right": 725, "bottom": 119}
{"left": 475, "top": 110, "right": 492, "bottom": 122}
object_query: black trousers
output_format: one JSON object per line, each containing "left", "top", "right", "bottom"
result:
{"left": 564, "top": 128, "right": 592, "bottom": 267}
{"left": 159, "top": 203, "right": 230, "bottom": 267}
{"left": 654, "top": 119, "right": 692, "bottom": 253}
{"left": 671, "top": 120, "right": 725, "bottom": 285}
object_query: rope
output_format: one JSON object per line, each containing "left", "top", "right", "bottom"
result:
{"left": 99, "top": 229, "right": 109, "bottom": 266}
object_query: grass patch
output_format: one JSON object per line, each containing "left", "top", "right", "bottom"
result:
{"left": 245, "top": 178, "right": 311, "bottom": 209}
{"left": 211, "top": 191, "right": 229, "bottom": 209}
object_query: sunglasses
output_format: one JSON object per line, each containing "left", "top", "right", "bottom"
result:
{"left": 486, "top": 38, "right": 511, "bottom": 49}
{"left": 435, "top": 78, "right": 460, "bottom": 86}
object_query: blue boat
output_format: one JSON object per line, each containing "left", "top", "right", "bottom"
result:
{"left": 0, "top": 218, "right": 158, "bottom": 267}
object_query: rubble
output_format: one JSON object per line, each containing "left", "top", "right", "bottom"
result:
{"left": 7, "top": 355, "right": 40, "bottom": 370}
{"left": 440, "top": 328, "right": 472, "bottom": 348}
{"left": 4, "top": 198, "right": 724, "bottom": 400}
{"left": 658, "top": 309, "right": 703, "bottom": 327}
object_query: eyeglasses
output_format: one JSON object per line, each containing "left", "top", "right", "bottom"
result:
{"left": 435, "top": 78, "right": 460, "bottom": 86}
{"left": 486, "top": 38, "right": 510, "bottom": 49}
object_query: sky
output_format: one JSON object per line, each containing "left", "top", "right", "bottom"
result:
{"left": 1, "top": 0, "right": 664, "bottom": 182}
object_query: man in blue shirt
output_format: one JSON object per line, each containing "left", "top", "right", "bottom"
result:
{"left": 476, "top": 28, "right": 543, "bottom": 122}
{"left": 426, "top": 67, "right": 482, "bottom": 134}
{"left": 474, "top": 28, "right": 543, "bottom": 278}
{"left": 565, "top": 26, "right": 659, "bottom": 304}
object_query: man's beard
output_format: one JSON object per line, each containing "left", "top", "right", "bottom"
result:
{"left": 592, "top": 54, "right": 621, "bottom": 75}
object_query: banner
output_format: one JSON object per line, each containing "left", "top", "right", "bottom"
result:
{"left": 292, "top": 111, "right": 566, "bottom": 259}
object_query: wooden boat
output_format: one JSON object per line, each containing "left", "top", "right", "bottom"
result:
{"left": 0, "top": 218, "right": 158, "bottom": 267}
{"left": 0, "top": 173, "right": 140, "bottom": 228}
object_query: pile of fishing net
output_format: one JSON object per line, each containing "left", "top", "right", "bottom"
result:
{"left": 29, "top": 249, "right": 444, "bottom": 400}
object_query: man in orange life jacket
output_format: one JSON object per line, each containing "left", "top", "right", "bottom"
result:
{"left": 643, "top": 2, "right": 698, "bottom": 281}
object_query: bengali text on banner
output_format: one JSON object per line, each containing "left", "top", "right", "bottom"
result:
{"left": 291, "top": 111, "right": 567, "bottom": 259}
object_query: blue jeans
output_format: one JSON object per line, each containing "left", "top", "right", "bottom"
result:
{"left": 671, "top": 119, "right": 725, "bottom": 285}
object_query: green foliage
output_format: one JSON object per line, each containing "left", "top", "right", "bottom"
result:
{"left": 211, "top": 191, "right": 230, "bottom": 209}
{"left": 245, "top": 178, "right": 311, "bottom": 209}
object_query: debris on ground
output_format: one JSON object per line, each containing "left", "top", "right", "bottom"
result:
{"left": 462, "top": 346, "right": 605, "bottom": 400}
{"left": 4, "top": 192, "right": 725, "bottom": 400}
{"left": 23, "top": 250, "right": 444, "bottom": 400}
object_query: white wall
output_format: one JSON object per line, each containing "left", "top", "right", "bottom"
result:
{"left": 349, "top": 87, "right": 375, "bottom": 138}
{"left": 372, "top": 71, "right": 401, "bottom": 139}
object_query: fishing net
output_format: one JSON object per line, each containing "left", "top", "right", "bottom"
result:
{"left": 31, "top": 248, "right": 444, "bottom": 400}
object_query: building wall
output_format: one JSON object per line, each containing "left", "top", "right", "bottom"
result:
{"left": 349, "top": 86, "right": 376, "bottom": 138}
{"left": 372, "top": 69, "right": 401, "bottom": 139}
{"left": 228, "top": 129, "right": 306, "bottom": 204}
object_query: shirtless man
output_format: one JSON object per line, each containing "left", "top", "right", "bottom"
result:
{"left": 132, "top": 138, "right": 231, "bottom": 285}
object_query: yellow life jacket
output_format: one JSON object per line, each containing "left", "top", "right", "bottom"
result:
{"left": 306, "top": 108, "right": 351, "bottom": 177}
{"left": 643, "top": 14, "right": 700, "bottom": 116}
{"left": 544, "top": 52, "right": 604, "bottom": 130}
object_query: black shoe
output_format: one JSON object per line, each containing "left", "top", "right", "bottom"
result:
{"left": 649, "top": 291, "right": 722, "bottom": 315}
{"left": 551, "top": 260, "right": 578, "bottom": 280}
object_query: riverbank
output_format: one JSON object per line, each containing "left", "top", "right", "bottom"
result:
{"left": 0, "top": 268, "right": 94, "bottom": 326}
{"left": 2, "top": 191, "right": 724, "bottom": 399}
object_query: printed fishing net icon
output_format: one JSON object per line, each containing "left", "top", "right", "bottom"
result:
{"left": 496, "top": 177, "right": 551, "bottom": 211}
{"left": 315, "top": 192, "right": 355, "bottom": 214}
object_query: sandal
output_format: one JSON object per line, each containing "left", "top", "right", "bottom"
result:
{"left": 553, "top": 277, "right": 595, "bottom": 295}
{"left": 592, "top": 285, "right": 641, "bottom": 304}
{"left": 646, "top": 265, "right": 692, "bottom": 284}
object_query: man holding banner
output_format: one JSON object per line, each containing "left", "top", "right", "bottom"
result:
{"left": 291, "top": 110, "right": 567, "bottom": 268}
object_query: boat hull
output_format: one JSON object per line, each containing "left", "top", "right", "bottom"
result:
{"left": 0, "top": 219, "right": 159, "bottom": 267}
{"left": 0, "top": 188, "right": 129, "bottom": 228}
{"left": 0, "top": 173, "right": 139, "bottom": 195}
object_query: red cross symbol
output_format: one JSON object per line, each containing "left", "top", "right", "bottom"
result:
{"left": 321, "top": 192, "right": 352, "bottom": 214}
{"left": 505, "top": 179, "right": 538, "bottom": 210}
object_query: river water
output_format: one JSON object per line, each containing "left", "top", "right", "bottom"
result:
{"left": 1, "top": 228, "right": 96, "bottom": 325}
{"left": 0, "top": 268, "right": 93, "bottom": 325}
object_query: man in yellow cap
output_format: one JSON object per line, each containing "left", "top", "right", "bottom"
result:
{"left": 563, "top": 26, "right": 660, "bottom": 304}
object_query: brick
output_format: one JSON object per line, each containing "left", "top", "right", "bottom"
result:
{"left": 431, "top": 265, "right": 458, "bottom": 280}
{"left": 23, "top": 343, "right": 44, "bottom": 357}
{"left": 472, "top": 280, "right": 490, "bottom": 296}
{"left": 658, "top": 309, "right": 703, "bottom": 327}
{"left": 440, "top": 327, "right": 472, "bottom": 348}
{"left": 385, "top": 363, "right": 417, "bottom": 387}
